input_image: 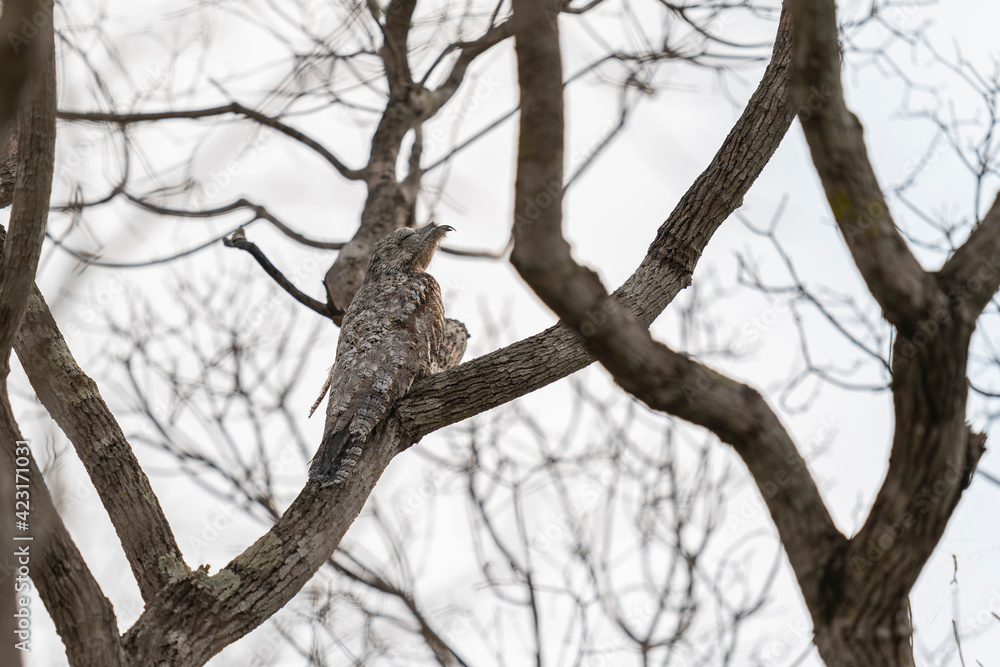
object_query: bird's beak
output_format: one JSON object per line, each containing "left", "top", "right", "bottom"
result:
{"left": 420, "top": 222, "right": 454, "bottom": 240}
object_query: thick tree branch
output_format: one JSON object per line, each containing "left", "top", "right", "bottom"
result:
{"left": 0, "top": 3, "right": 55, "bottom": 375}
{"left": 0, "top": 131, "right": 15, "bottom": 209}
{"left": 379, "top": 0, "right": 418, "bottom": 89}
{"left": 324, "top": 3, "right": 514, "bottom": 317}
{"left": 0, "top": 0, "right": 44, "bottom": 147}
{"left": 785, "top": 1, "right": 990, "bottom": 663}
{"left": 789, "top": 0, "right": 940, "bottom": 332}
{"left": 123, "top": 417, "right": 403, "bottom": 664}
{"left": 0, "top": 11, "right": 152, "bottom": 658}
{"left": 58, "top": 103, "right": 366, "bottom": 181}
{"left": 10, "top": 281, "right": 188, "bottom": 603}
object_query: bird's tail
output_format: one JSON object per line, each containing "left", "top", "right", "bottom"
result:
{"left": 309, "top": 426, "right": 362, "bottom": 483}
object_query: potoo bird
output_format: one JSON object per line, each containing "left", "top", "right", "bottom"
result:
{"left": 309, "top": 222, "right": 468, "bottom": 482}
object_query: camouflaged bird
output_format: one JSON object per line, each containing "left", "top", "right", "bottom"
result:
{"left": 309, "top": 222, "right": 468, "bottom": 482}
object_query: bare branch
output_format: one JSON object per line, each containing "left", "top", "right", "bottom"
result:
{"left": 379, "top": 0, "right": 418, "bottom": 89}
{"left": 115, "top": 2, "right": 799, "bottom": 659}
{"left": 58, "top": 103, "right": 366, "bottom": 181}
{"left": 562, "top": 0, "right": 608, "bottom": 14}
{"left": 786, "top": 1, "right": 988, "bottom": 661}
{"left": 331, "top": 553, "right": 468, "bottom": 667}
{"left": 223, "top": 226, "right": 341, "bottom": 321}
{"left": 123, "top": 196, "right": 347, "bottom": 250}
{"left": 425, "top": 20, "right": 513, "bottom": 113}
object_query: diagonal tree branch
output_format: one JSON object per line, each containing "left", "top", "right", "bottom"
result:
{"left": 331, "top": 552, "right": 468, "bottom": 667}
{"left": 223, "top": 226, "right": 341, "bottom": 320}
{"left": 789, "top": 0, "right": 940, "bottom": 332}
{"left": 425, "top": 20, "right": 513, "bottom": 114}
{"left": 0, "top": 10, "right": 124, "bottom": 660}
{"left": 10, "top": 280, "right": 189, "bottom": 603}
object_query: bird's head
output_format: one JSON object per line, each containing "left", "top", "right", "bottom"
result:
{"left": 367, "top": 222, "right": 454, "bottom": 276}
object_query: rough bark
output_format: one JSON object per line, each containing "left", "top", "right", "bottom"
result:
{"left": 399, "top": 4, "right": 796, "bottom": 438}
{"left": 322, "top": 1, "right": 512, "bottom": 320}
{"left": 0, "top": 131, "right": 15, "bottom": 209}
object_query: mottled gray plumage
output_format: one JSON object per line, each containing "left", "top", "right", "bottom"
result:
{"left": 309, "top": 223, "right": 468, "bottom": 482}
